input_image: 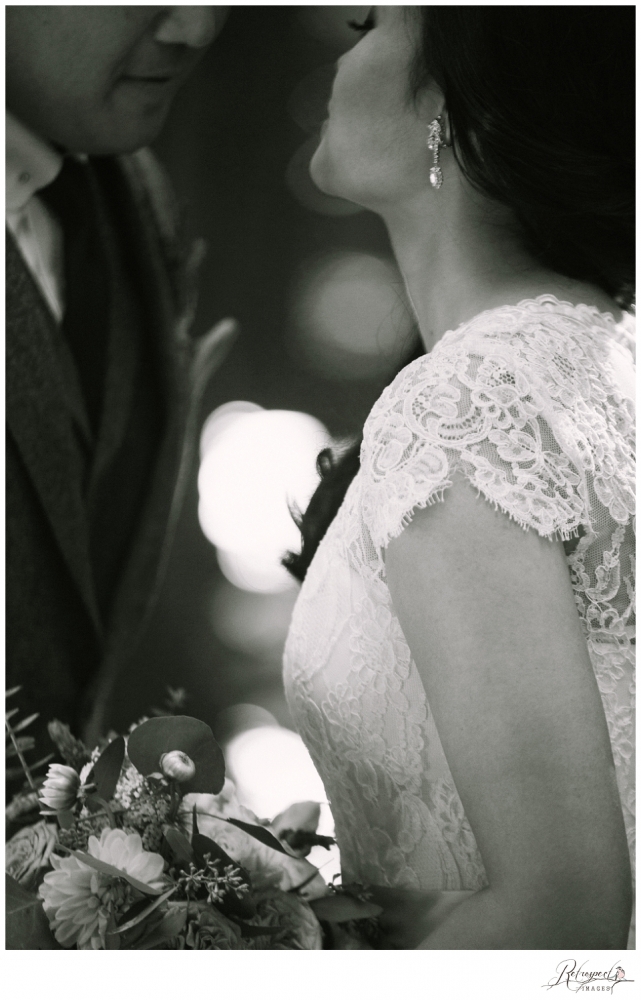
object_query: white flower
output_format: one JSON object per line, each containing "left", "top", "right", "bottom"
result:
{"left": 86, "top": 828, "right": 165, "bottom": 888}
{"left": 39, "top": 764, "right": 80, "bottom": 812}
{"left": 38, "top": 828, "right": 165, "bottom": 949}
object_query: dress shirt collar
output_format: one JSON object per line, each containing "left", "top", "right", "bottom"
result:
{"left": 6, "top": 112, "right": 64, "bottom": 212}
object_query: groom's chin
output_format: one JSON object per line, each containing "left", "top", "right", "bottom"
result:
{"left": 43, "top": 108, "right": 172, "bottom": 157}
{"left": 64, "top": 85, "right": 178, "bottom": 155}
{"left": 89, "top": 95, "right": 174, "bottom": 155}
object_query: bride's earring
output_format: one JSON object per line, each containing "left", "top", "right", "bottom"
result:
{"left": 427, "top": 116, "right": 446, "bottom": 189}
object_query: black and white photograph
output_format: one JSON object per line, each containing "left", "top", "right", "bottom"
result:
{"left": 4, "top": 2, "right": 636, "bottom": 989}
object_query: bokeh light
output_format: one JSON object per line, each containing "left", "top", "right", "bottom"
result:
{"left": 287, "top": 64, "right": 336, "bottom": 135}
{"left": 211, "top": 582, "right": 297, "bottom": 657}
{"left": 289, "top": 252, "right": 416, "bottom": 379}
{"left": 198, "top": 404, "right": 331, "bottom": 592}
{"left": 224, "top": 722, "right": 341, "bottom": 881}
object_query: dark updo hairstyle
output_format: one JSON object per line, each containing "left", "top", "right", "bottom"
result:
{"left": 284, "top": 5, "right": 635, "bottom": 583}
{"left": 414, "top": 5, "right": 635, "bottom": 310}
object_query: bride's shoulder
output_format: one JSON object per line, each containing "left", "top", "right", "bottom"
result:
{"left": 438, "top": 293, "right": 632, "bottom": 359}
{"left": 368, "top": 294, "right": 634, "bottom": 420}
{"left": 361, "top": 293, "right": 635, "bottom": 485}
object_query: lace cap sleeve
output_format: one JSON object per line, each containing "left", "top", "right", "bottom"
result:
{"left": 359, "top": 317, "right": 634, "bottom": 552}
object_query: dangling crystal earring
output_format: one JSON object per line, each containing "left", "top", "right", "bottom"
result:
{"left": 427, "top": 116, "right": 445, "bottom": 189}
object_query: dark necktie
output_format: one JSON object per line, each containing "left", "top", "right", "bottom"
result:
{"left": 40, "top": 158, "right": 110, "bottom": 435}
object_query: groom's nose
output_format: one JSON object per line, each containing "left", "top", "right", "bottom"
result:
{"left": 154, "top": 6, "right": 227, "bottom": 49}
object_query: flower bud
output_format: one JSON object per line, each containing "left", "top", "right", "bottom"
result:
{"left": 38, "top": 763, "right": 81, "bottom": 812}
{"left": 159, "top": 750, "right": 196, "bottom": 783}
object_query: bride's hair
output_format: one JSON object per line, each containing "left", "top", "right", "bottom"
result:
{"left": 284, "top": 6, "right": 635, "bottom": 583}
{"left": 413, "top": 6, "right": 634, "bottom": 311}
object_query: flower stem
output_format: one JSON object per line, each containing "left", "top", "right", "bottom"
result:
{"left": 5, "top": 719, "right": 37, "bottom": 791}
{"left": 168, "top": 780, "right": 179, "bottom": 823}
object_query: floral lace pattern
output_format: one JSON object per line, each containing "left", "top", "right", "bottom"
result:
{"left": 283, "top": 297, "right": 635, "bottom": 917}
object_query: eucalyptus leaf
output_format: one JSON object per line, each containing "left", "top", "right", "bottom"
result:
{"left": 221, "top": 890, "right": 256, "bottom": 920}
{"left": 114, "top": 885, "right": 177, "bottom": 934}
{"left": 310, "top": 894, "right": 383, "bottom": 923}
{"left": 57, "top": 809, "right": 75, "bottom": 830}
{"left": 11, "top": 713, "right": 40, "bottom": 734}
{"left": 62, "top": 848, "right": 164, "bottom": 896}
{"left": 90, "top": 736, "right": 125, "bottom": 802}
{"left": 5, "top": 875, "right": 59, "bottom": 950}
{"left": 5, "top": 685, "right": 22, "bottom": 698}
{"left": 136, "top": 905, "right": 187, "bottom": 949}
{"left": 29, "top": 752, "right": 55, "bottom": 772}
{"left": 5, "top": 707, "right": 20, "bottom": 723}
{"left": 192, "top": 831, "right": 236, "bottom": 870}
{"left": 224, "top": 817, "right": 289, "bottom": 855}
{"left": 83, "top": 795, "right": 103, "bottom": 814}
{"left": 6, "top": 735, "right": 36, "bottom": 757}
{"left": 6, "top": 765, "right": 36, "bottom": 782}
{"left": 126, "top": 716, "right": 225, "bottom": 794}
{"left": 163, "top": 826, "right": 194, "bottom": 864}
{"left": 105, "top": 912, "right": 121, "bottom": 951}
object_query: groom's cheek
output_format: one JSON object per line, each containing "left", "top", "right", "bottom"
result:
{"left": 5, "top": 5, "right": 225, "bottom": 156}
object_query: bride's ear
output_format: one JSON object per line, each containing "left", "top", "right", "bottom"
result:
{"left": 414, "top": 81, "right": 445, "bottom": 126}
{"left": 413, "top": 84, "right": 453, "bottom": 151}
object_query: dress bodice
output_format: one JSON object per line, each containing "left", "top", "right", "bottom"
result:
{"left": 283, "top": 297, "right": 635, "bottom": 922}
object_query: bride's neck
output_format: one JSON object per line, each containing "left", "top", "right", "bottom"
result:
{"left": 382, "top": 181, "right": 620, "bottom": 352}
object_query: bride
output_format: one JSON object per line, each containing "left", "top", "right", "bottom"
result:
{"left": 282, "top": 7, "right": 634, "bottom": 948}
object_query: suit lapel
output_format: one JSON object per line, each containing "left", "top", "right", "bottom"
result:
{"left": 82, "top": 155, "right": 199, "bottom": 743}
{"left": 5, "top": 230, "right": 103, "bottom": 636}
{"left": 81, "top": 156, "right": 238, "bottom": 744}
{"left": 94, "top": 155, "right": 189, "bottom": 651}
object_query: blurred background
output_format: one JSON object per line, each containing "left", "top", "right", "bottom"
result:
{"left": 110, "top": 7, "right": 418, "bottom": 851}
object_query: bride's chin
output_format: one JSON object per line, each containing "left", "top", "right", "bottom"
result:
{"left": 309, "top": 143, "right": 339, "bottom": 198}
{"left": 309, "top": 137, "right": 356, "bottom": 202}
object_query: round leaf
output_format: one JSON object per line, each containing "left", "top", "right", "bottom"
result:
{"left": 126, "top": 716, "right": 225, "bottom": 794}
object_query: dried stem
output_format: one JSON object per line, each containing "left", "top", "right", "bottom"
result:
{"left": 5, "top": 719, "right": 37, "bottom": 792}
{"left": 168, "top": 780, "right": 179, "bottom": 823}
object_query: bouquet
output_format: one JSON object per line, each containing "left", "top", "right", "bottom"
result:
{"left": 5, "top": 690, "right": 381, "bottom": 949}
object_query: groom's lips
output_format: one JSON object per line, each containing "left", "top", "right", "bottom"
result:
{"left": 120, "top": 58, "right": 192, "bottom": 88}
{"left": 121, "top": 74, "right": 176, "bottom": 85}
{"left": 118, "top": 72, "right": 185, "bottom": 103}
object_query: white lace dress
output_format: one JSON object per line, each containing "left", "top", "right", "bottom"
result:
{"left": 283, "top": 295, "right": 635, "bottom": 942}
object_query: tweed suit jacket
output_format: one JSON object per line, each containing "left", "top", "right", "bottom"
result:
{"left": 6, "top": 149, "right": 236, "bottom": 747}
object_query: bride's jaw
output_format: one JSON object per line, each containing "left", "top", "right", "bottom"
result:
{"left": 309, "top": 108, "right": 437, "bottom": 213}
{"left": 308, "top": 7, "right": 437, "bottom": 211}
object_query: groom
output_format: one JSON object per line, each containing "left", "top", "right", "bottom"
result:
{"left": 6, "top": 7, "right": 234, "bottom": 751}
